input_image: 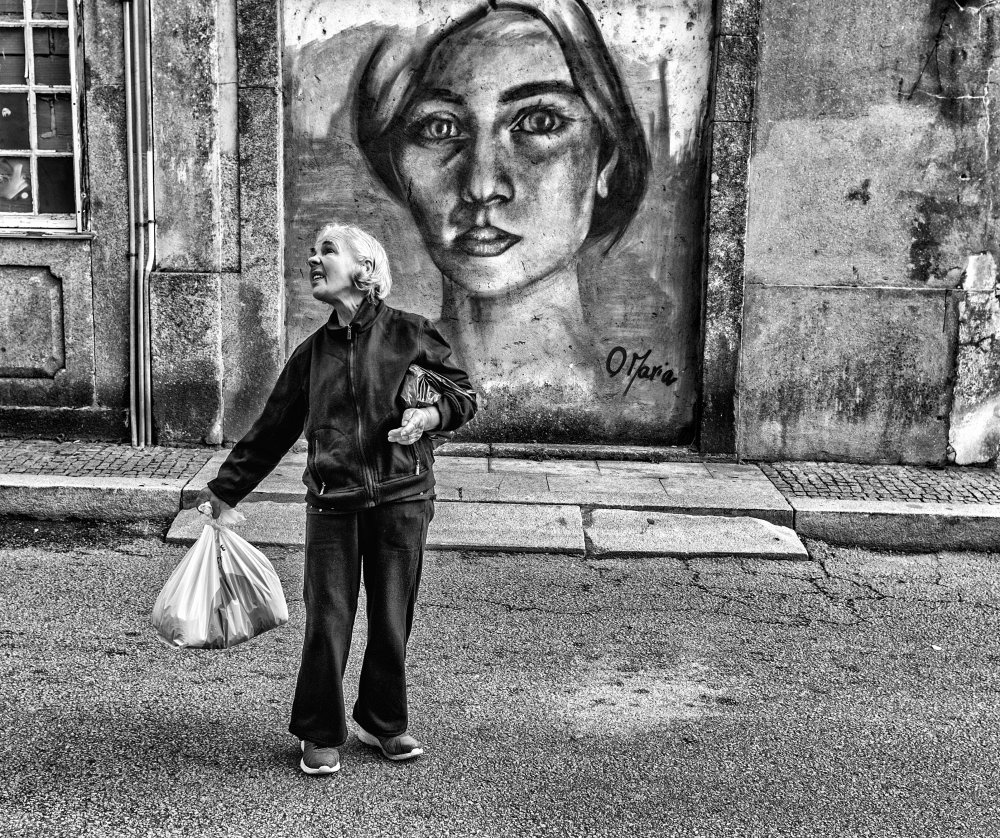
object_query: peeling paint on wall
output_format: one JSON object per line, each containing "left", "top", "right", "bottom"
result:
{"left": 949, "top": 252, "right": 1000, "bottom": 465}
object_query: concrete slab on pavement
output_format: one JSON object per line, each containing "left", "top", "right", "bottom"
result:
{"left": 167, "top": 502, "right": 306, "bottom": 546}
{"left": 792, "top": 497, "right": 1000, "bottom": 551}
{"left": 586, "top": 510, "right": 808, "bottom": 559}
{"left": 168, "top": 500, "right": 586, "bottom": 554}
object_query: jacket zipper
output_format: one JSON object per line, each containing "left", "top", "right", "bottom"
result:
{"left": 307, "top": 438, "right": 327, "bottom": 494}
{"left": 346, "top": 324, "right": 378, "bottom": 504}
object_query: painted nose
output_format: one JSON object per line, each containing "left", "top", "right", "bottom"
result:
{"left": 459, "top": 134, "right": 513, "bottom": 206}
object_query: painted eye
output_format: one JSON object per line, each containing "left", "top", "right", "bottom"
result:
{"left": 416, "top": 115, "right": 463, "bottom": 141}
{"left": 512, "top": 109, "right": 565, "bottom": 135}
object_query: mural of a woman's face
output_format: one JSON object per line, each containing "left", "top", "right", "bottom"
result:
{"left": 392, "top": 12, "right": 618, "bottom": 297}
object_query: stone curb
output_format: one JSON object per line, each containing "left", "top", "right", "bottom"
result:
{"left": 0, "top": 474, "right": 184, "bottom": 520}
{"left": 5, "top": 468, "right": 1000, "bottom": 552}
{"left": 791, "top": 498, "right": 1000, "bottom": 551}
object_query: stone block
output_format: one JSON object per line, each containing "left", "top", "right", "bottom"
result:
{"left": 434, "top": 456, "right": 490, "bottom": 473}
{"left": 82, "top": 0, "right": 124, "bottom": 87}
{"left": 792, "top": 498, "right": 1000, "bottom": 551}
{"left": 489, "top": 458, "right": 599, "bottom": 476}
{"left": 180, "top": 450, "right": 231, "bottom": 505}
{"left": 237, "top": 0, "right": 280, "bottom": 89}
{"left": 0, "top": 267, "right": 65, "bottom": 378}
{"left": 546, "top": 475, "right": 666, "bottom": 495}
{"left": 84, "top": 82, "right": 130, "bottom": 411}
{"left": 151, "top": 0, "right": 230, "bottom": 273}
{"left": 587, "top": 510, "right": 806, "bottom": 558}
{"left": 704, "top": 462, "right": 771, "bottom": 480}
{"left": 949, "top": 254, "right": 1000, "bottom": 465}
{"left": 435, "top": 473, "right": 550, "bottom": 503}
{"left": 719, "top": 0, "right": 761, "bottom": 35}
{"left": 149, "top": 272, "right": 224, "bottom": 445}
{"left": 168, "top": 500, "right": 586, "bottom": 554}
{"left": 0, "top": 241, "right": 95, "bottom": 409}
{"left": 224, "top": 84, "right": 284, "bottom": 441}
{"left": 0, "top": 407, "right": 125, "bottom": 441}
{"left": 655, "top": 476, "right": 792, "bottom": 525}
{"left": 167, "top": 501, "right": 304, "bottom": 545}
{"left": 429, "top": 502, "right": 585, "bottom": 553}
{"left": 714, "top": 35, "right": 757, "bottom": 122}
{"left": 739, "top": 285, "right": 956, "bottom": 463}
{"left": 596, "top": 462, "right": 713, "bottom": 478}
{"left": 0, "top": 474, "right": 183, "bottom": 520}
{"left": 701, "top": 121, "right": 752, "bottom": 455}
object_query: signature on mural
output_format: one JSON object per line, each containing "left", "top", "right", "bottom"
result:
{"left": 605, "top": 345, "right": 678, "bottom": 396}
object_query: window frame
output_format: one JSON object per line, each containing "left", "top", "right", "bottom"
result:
{"left": 0, "top": 0, "right": 83, "bottom": 232}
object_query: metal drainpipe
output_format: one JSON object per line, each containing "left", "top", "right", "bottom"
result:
{"left": 122, "top": 0, "right": 138, "bottom": 447}
{"left": 141, "top": 0, "right": 156, "bottom": 446}
{"left": 123, "top": 0, "right": 155, "bottom": 447}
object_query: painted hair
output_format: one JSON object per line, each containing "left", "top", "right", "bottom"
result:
{"left": 317, "top": 222, "right": 393, "bottom": 301}
{"left": 355, "top": 0, "right": 650, "bottom": 249}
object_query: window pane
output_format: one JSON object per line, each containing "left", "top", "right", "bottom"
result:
{"left": 31, "top": 26, "right": 68, "bottom": 85}
{"left": 0, "top": 155, "right": 31, "bottom": 210}
{"left": 0, "top": 28, "right": 26, "bottom": 84}
{"left": 38, "top": 155, "right": 72, "bottom": 212}
{"left": 0, "top": 92, "right": 28, "bottom": 147}
{"left": 32, "top": 0, "right": 67, "bottom": 19}
{"left": 0, "top": 0, "right": 24, "bottom": 18}
{"left": 35, "top": 92, "right": 70, "bottom": 150}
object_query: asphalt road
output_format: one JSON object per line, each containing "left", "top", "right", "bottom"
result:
{"left": 1, "top": 517, "right": 999, "bottom": 838}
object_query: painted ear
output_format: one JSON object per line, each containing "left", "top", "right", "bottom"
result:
{"left": 596, "top": 148, "right": 620, "bottom": 200}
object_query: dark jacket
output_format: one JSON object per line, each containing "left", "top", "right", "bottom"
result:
{"left": 208, "top": 298, "right": 477, "bottom": 510}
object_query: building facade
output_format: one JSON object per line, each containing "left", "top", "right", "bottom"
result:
{"left": 0, "top": 0, "right": 998, "bottom": 466}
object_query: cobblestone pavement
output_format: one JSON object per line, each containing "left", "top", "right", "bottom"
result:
{"left": 2, "top": 439, "right": 1000, "bottom": 506}
{"left": 0, "top": 440, "right": 212, "bottom": 480}
{"left": 762, "top": 461, "right": 1000, "bottom": 504}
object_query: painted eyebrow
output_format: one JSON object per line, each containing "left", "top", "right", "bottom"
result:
{"left": 411, "top": 87, "right": 465, "bottom": 107}
{"left": 498, "top": 80, "right": 581, "bottom": 105}
{"left": 410, "top": 81, "right": 581, "bottom": 109}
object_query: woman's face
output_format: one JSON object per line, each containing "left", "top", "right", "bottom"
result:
{"left": 306, "top": 232, "right": 360, "bottom": 305}
{"left": 392, "top": 13, "right": 612, "bottom": 297}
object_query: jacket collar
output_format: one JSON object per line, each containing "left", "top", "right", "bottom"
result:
{"left": 325, "top": 296, "right": 384, "bottom": 336}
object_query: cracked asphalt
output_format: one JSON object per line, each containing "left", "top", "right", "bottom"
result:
{"left": 2, "top": 518, "right": 999, "bottom": 837}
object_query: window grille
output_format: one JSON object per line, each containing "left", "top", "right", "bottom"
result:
{"left": 0, "top": 0, "right": 82, "bottom": 231}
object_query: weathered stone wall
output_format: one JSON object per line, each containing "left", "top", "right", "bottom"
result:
{"left": 0, "top": 0, "right": 131, "bottom": 439}
{"left": 740, "top": 0, "right": 1000, "bottom": 464}
{"left": 148, "top": 0, "right": 285, "bottom": 445}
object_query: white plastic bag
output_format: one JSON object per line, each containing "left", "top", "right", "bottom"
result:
{"left": 151, "top": 512, "right": 289, "bottom": 649}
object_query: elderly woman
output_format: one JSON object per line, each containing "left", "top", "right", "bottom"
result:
{"left": 196, "top": 223, "right": 477, "bottom": 776}
{"left": 355, "top": 0, "right": 650, "bottom": 392}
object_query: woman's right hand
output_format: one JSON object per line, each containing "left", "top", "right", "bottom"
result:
{"left": 187, "top": 486, "right": 232, "bottom": 520}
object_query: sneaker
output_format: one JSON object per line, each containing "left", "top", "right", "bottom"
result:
{"left": 355, "top": 724, "right": 424, "bottom": 761}
{"left": 299, "top": 740, "right": 341, "bottom": 775}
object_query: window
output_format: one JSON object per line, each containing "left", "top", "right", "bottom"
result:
{"left": 0, "top": 0, "right": 82, "bottom": 230}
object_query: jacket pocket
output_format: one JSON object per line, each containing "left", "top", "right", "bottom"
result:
{"left": 309, "top": 427, "right": 358, "bottom": 494}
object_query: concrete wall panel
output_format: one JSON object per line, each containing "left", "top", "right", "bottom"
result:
{"left": 0, "top": 241, "right": 95, "bottom": 409}
{"left": 740, "top": 0, "right": 1000, "bottom": 462}
{"left": 739, "top": 285, "right": 957, "bottom": 464}
{"left": 150, "top": 271, "right": 224, "bottom": 444}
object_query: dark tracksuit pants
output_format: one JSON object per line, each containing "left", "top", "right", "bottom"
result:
{"left": 288, "top": 497, "right": 434, "bottom": 748}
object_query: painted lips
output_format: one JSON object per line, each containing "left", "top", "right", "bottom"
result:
{"left": 453, "top": 225, "right": 521, "bottom": 257}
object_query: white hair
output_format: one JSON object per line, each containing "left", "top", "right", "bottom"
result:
{"left": 317, "top": 222, "right": 393, "bottom": 301}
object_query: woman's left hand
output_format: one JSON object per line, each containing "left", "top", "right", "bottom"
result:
{"left": 388, "top": 406, "right": 440, "bottom": 445}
